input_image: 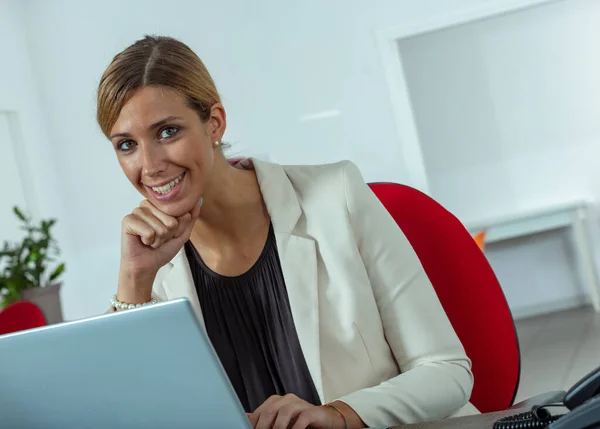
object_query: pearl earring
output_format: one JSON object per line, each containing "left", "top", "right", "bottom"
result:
{"left": 214, "top": 140, "right": 221, "bottom": 147}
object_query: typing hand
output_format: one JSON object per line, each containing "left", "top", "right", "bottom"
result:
{"left": 247, "top": 394, "right": 362, "bottom": 429}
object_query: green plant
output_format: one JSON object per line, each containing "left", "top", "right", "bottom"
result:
{"left": 0, "top": 207, "right": 65, "bottom": 308}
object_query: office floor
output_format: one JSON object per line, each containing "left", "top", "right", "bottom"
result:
{"left": 514, "top": 305, "right": 600, "bottom": 402}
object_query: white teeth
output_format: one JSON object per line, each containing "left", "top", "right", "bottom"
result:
{"left": 151, "top": 172, "right": 184, "bottom": 194}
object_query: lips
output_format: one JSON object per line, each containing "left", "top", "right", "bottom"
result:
{"left": 143, "top": 171, "right": 187, "bottom": 202}
{"left": 148, "top": 172, "right": 185, "bottom": 195}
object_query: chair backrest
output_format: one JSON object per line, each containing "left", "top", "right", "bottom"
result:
{"left": 0, "top": 301, "right": 47, "bottom": 336}
{"left": 369, "top": 182, "right": 520, "bottom": 413}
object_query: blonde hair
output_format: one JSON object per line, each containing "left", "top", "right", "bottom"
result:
{"left": 97, "top": 35, "right": 221, "bottom": 137}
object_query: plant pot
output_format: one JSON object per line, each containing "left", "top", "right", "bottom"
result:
{"left": 21, "top": 283, "right": 63, "bottom": 324}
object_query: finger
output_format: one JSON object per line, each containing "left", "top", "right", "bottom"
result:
{"left": 122, "top": 215, "right": 156, "bottom": 246}
{"left": 247, "top": 413, "right": 258, "bottom": 428}
{"left": 255, "top": 411, "right": 277, "bottom": 429}
{"left": 253, "top": 395, "right": 283, "bottom": 416}
{"left": 131, "top": 207, "right": 170, "bottom": 248}
{"left": 172, "top": 213, "right": 192, "bottom": 240}
{"left": 139, "top": 200, "right": 179, "bottom": 230}
{"left": 272, "top": 403, "right": 304, "bottom": 429}
{"left": 253, "top": 396, "right": 285, "bottom": 429}
{"left": 171, "top": 198, "right": 203, "bottom": 241}
{"left": 291, "top": 409, "right": 319, "bottom": 429}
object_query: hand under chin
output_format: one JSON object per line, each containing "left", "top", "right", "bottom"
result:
{"left": 146, "top": 198, "right": 200, "bottom": 219}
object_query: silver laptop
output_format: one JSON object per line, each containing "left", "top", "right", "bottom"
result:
{"left": 0, "top": 299, "right": 251, "bottom": 429}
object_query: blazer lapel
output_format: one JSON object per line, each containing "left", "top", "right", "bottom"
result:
{"left": 253, "top": 159, "right": 324, "bottom": 402}
{"left": 275, "top": 231, "right": 323, "bottom": 401}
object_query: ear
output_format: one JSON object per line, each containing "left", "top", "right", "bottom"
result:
{"left": 206, "top": 103, "right": 227, "bottom": 141}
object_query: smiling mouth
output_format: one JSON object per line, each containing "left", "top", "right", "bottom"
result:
{"left": 148, "top": 172, "right": 186, "bottom": 195}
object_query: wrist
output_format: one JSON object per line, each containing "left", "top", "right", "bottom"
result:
{"left": 326, "top": 401, "right": 365, "bottom": 429}
{"left": 111, "top": 294, "right": 159, "bottom": 310}
{"left": 119, "top": 265, "right": 157, "bottom": 285}
{"left": 324, "top": 404, "right": 348, "bottom": 429}
{"left": 117, "top": 268, "right": 157, "bottom": 304}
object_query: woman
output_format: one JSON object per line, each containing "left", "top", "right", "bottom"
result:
{"left": 98, "top": 36, "right": 478, "bottom": 429}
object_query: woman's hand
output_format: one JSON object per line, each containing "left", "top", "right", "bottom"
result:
{"left": 117, "top": 199, "right": 201, "bottom": 304}
{"left": 248, "top": 394, "right": 364, "bottom": 429}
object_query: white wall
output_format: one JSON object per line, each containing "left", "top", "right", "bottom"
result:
{"left": 399, "top": 0, "right": 600, "bottom": 317}
{"left": 0, "top": 113, "right": 29, "bottom": 243}
{"left": 0, "top": 1, "right": 73, "bottom": 288}
{"left": 11, "top": 0, "right": 537, "bottom": 319}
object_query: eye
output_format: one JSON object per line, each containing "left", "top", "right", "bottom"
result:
{"left": 159, "top": 126, "right": 179, "bottom": 139}
{"left": 117, "top": 140, "right": 136, "bottom": 152}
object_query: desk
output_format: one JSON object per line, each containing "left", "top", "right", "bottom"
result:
{"left": 467, "top": 200, "right": 600, "bottom": 312}
{"left": 389, "top": 390, "right": 567, "bottom": 429}
{"left": 390, "top": 408, "right": 528, "bottom": 429}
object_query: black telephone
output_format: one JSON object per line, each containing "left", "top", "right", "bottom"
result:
{"left": 494, "top": 365, "right": 600, "bottom": 429}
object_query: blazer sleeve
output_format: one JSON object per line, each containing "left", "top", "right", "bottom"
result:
{"left": 336, "top": 161, "right": 475, "bottom": 427}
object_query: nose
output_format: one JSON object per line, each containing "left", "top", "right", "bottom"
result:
{"left": 140, "top": 143, "right": 167, "bottom": 178}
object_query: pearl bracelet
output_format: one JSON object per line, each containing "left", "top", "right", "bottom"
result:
{"left": 111, "top": 294, "right": 159, "bottom": 311}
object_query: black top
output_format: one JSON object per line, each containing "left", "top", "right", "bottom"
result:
{"left": 184, "top": 223, "right": 321, "bottom": 413}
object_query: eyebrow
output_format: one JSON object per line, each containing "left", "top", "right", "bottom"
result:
{"left": 109, "top": 116, "right": 185, "bottom": 140}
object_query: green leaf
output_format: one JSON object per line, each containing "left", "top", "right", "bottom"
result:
{"left": 13, "top": 206, "right": 27, "bottom": 222}
{"left": 49, "top": 263, "right": 65, "bottom": 282}
{"left": 0, "top": 250, "right": 13, "bottom": 258}
{"left": 3, "top": 206, "right": 65, "bottom": 292}
{"left": 28, "top": 251, "right": 40, "bottom": 263}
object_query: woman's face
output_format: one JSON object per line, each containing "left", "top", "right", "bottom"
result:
{"left": 109, "top": 86, "right": 224, "bottom": 217}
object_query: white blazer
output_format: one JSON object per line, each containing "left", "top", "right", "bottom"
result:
{"left": 145, "top": 159, "right": 479, "bottom": 427}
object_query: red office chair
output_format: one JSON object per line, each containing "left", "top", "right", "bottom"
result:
{"left": 0, "top": 301, "right": 47, "bottom": 335}
{"left": 369, "top": 182, "right": 520, "bottom": 413}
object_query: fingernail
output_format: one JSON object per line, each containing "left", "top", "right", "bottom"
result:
{"left": 199, "top": 197, "right": 204, "bottom": 207}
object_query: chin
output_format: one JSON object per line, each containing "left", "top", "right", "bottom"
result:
{"left": 154, "top": 197, "right": 199, "bottom": 218}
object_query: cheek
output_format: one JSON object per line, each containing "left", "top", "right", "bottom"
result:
{"left": 190, "top": 147, "right": 215, "bottom": 179}
{"left": 176, "top": 138, "right": 213, "bottom": 169}
{"left": 118, "top": 157, "right": 142, "bottom": 188}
